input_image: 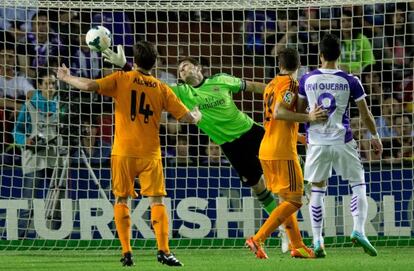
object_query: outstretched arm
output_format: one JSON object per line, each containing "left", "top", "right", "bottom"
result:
{"left": 178, "top": 106, "right": 202, "bottom": 125}
{"left": 57, "top": 64, "right": 99, "bottom": 92}
{"left": 245, "top": 81, "right": 267, "bottom": 94}
{"left": 273, "top": 102, "right": 327, "bottom": 123}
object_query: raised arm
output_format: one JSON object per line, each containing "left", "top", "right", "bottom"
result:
{"left": 103, "top": 45, "right": 131, "bottom": 71}
{"left": 57, "top": 64, "right": 99, "bottom": 92}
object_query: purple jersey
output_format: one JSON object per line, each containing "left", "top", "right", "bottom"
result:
{"left": 299, "top": 68, "right": 366, "bottom": 145}
{"left": 70, "top": 48, "right": 101, "bottom": 79}
{"left": 23, "top": 32, "right": 65, "bottom": 69}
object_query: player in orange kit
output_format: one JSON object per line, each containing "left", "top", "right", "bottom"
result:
{"left": 57, "top": 41, "right": 201, "bottom": 267}
{"left": 245, "top": 47, "right": 327, "bottom": 259}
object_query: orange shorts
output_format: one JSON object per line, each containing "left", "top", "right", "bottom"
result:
{"left": 260, "top": 159, "right": 303, "bottom": 197}
{"left": 111, "top": 155, "right": 167, "bottom": 198}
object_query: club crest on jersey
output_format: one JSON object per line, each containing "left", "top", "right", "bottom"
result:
{"left": 283, "top": 91, "right": 294, "bottom": 105}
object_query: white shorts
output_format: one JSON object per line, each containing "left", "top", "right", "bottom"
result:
{"left": 304, "top": 139, "right": 365, "bottom": 183}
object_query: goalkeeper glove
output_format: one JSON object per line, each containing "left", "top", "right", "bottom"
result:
{"left": 102, "top": 45, "right": 127, "bottom": 68}
{"left": 180, "top": 106, "right": 202, "bottom": 124}
{"left": 190, "top": 106, "right": 202, "bottom": 124}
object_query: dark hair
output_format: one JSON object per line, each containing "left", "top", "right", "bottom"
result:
{"left": 394, "top": 113, "right": 413, "bottom": 126}
{"left": 361, "top": 63, "right": 383, "bottom": 78}
{"left": 0, "top": 30, "right": 16, "bottom": 51}
{"left": 177, "top": 135, "right": 188, "bottom": 144}
{"left": 133, "top": 41, "right": 158, "bottom": 71}
{"left": 178, "top": 57, "right": 201, "bottom": 67}
{"left": 37, "top": 68, "right": 56, "bottom": 88}
{"left": 341, "top": 9, "right": 362, "bottom": 39}
{"left": 342, "top": 9, "right": 353, "bottom": 18}
{"left": 81, "top": 114, "right": 100, "bottom": 125}
{"left": 320, "top": 33, "right": 341, "bottom": 61}
{"left": 0, "top": 41, "right": 16, "bottom": 54}
{"left": 32, "top": 10, "right": 48, "bottom": 21}
{"left": 278, "top": 47, "right": 300, "bottom": 71}
{"left": 199, "top": 56, "right": 210, "bottom": 68}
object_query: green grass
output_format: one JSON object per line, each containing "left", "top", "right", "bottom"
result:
{"left": 1, "top": 247, "right": 413, "bottom": 271}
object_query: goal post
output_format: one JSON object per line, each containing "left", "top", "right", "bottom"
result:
{"left": 0, "top": 0, "right": 413, "bottom": 250}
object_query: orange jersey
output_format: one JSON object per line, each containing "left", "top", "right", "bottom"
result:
{"left": 96, "top": 70, "right": 189, "bottom": 159}
{"left": 259, "top": 74, "right": 299, "bottom": 160}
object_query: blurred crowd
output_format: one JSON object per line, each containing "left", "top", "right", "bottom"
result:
{"left": 244, "top": 3, "right": 413, "bottom": 163}
{"left": 0, "top": 2, "right": 413, "bottom": 169}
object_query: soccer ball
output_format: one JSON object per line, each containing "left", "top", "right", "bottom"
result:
{"left": 85, "top": 26, "right": 111, "bottom": 52}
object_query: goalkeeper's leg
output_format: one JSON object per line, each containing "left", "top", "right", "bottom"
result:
{"left": 251, "top": 176, "right": 277, "bottom": 214}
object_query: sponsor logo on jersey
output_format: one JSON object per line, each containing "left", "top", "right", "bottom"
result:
{"left": 199, "top": 98, "right": 225, "bottom": 110}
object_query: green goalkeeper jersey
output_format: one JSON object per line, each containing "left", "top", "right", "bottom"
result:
{"left": 171, "top": 73, "right": 255, "bottom": 145}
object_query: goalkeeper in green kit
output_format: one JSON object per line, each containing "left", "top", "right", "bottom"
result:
{"left": 103, "top": 45, "right": 290, "bottom": 252}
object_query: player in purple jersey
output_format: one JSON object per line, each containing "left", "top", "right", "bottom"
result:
{"left": 297, "top": 34, "right": 382, "bottom": 257}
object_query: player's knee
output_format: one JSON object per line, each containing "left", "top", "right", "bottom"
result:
{"left": 312, "top": 180, "right": 327, "bottom": 188}
{"left": 149, "top": 196, "right": 164, "bottom": 207}
{"left": 251, "top": 179, "right": 266, "bottom": 194}
{"left": 350, "top": 182, "right": 366, "bottom": 192}
{"left": 239, "top": 171, "right": 263, "bottom": 187}
{"left": 281, "top": 194, "right": 303, "bottom": 208}
{"left": 290, "top": 199, "right": 303, "bottom": 208}
{"left": 115, "top": 196, "right": 128, "bottom": 204}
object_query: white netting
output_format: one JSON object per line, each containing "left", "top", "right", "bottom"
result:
{"left": 0, "top": 0, "right": 413, "bottom": 250}
{"left": 2, "top": 0, "right": 411, "bottom": 9}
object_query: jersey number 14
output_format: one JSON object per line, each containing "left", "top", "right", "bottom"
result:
{"left": 130, "top": 90, "right": 153, "bottom": 123}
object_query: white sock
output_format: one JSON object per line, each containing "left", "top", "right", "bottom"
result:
{"left": 351, "top": 183, "right": 368, "bottom": 235}
{"left": 309, "top": 185, "right": 327, "bottom": 245}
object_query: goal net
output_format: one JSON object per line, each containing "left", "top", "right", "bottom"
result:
{"left": 0, "top": 0, "right": 413, "bottom": 250}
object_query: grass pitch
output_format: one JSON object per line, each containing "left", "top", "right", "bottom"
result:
{"left": 1, "top": 247, "right": 413, "bottom": 271}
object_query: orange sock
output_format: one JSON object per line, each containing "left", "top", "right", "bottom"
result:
{"left": 254, "top": 201, "right": 301, "bottom": 243}
{"left": 151, "top": 204, "right": 170, "bottom": 254}
{"left": 284, "top": 214, "right": 305, "bottom": 249}
{"left": 114, "top": 203, "right": 132, "bottom": 254}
